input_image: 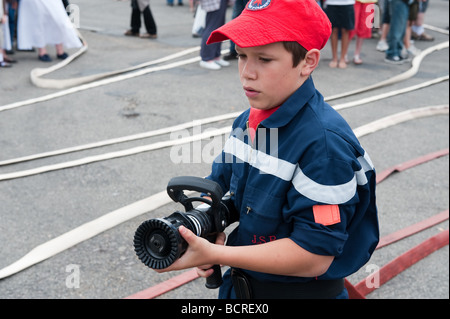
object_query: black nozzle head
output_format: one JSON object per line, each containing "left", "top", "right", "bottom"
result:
{"left": 133, "top": 218, "right": 184, "bottom": 269}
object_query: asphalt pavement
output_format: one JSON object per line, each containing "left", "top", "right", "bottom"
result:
{"left": 0, "top": 0, "right": 448, "bottom": 301}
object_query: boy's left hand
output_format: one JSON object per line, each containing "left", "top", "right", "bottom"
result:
{"left": 154, "top": 226, "right": 226, "bottom": 274}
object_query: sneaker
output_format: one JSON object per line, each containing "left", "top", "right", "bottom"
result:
{"left": 376, "top": 40, "right": 388, "bottom": 52}
{"left": 384, "top": 55, "right": 404, "bottom": 65}
{"left": 353, "top": 55, "right": 363, "bottom": 65}
{"left": 214, "top": 58, "right": 230, "bottom": 67}
{"left": 200, "top": 60, "right": 221, "bottom": 70}
{"left": 400, "top": 49, "right": 412, "bottom": 62}
{"left": 407, "top": 45, "right": 421, "bottom": 56}
{"left": 401, "top": 47, "right": 408, "bottom": 59}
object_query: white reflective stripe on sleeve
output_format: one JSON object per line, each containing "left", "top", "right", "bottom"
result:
{"left": 355, "top": 152, "right": 375, "bottom": 185}
{"left": 293, "top": 152, "right": 375, "bottom": 204}
{"left": 355, "top": 168, "right": 368, "bottom": 185}
{"left": 223, "top": 136, "right": 375, "bottom": 204}
{"left": 292, "top": 166, "right": 358, "bottom": 204}
{"left": 358, "top": 152, "right": 375, "bottom": 172}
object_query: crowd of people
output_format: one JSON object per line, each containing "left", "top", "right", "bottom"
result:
{"left": 1, "top": 0, "right": 82, "bottom": 68}
{"left": 183, "top": 0, "right": 435, "bottom": 70}
{"left": 220, "top": 0, "right": 434, "bottom": 69}
{"left": 0, "top": 0, "right": 436, "bottom": 70}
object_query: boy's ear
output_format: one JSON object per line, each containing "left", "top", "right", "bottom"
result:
{"left": 300, "top": 49, "right": 320, "bottom": 77}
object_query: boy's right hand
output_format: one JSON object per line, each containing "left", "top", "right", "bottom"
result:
{"left": 196, "top": 232, "right": 226, "bottom": 278}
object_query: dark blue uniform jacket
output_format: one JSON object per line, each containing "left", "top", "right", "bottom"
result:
{"left": 207, "top": 77, "right": 379, "bottom": 296}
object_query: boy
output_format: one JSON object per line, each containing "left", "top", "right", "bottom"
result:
{"left": 158, "top": 0, "right": 379, "bottom": 299}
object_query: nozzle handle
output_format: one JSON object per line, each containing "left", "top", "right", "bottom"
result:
{"left": 167, "top": 176, "right": 223, "bottom": 211}
{"left": 205, "top": 264, "right": 223, "bottom": 289}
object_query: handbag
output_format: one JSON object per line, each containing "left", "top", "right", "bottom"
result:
{"left": 192, "top": 4, "right": 206, "bottom": 37}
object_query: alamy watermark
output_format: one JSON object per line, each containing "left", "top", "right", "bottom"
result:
{"left": 65, "top": 264, "right": 80, "bottom": 289}
{"left": 169, "top": 123, "right": 279, "bottom": 165}
{"left": 67, "top": 4, "right": 80, "bottom": 29}
{"left": 170, "top": 124, "right": 228, "bottom": 164}
{"left": 365, "top": 4, "right": 381, "bottom": 29}
{"left": 365, "top": 263, "right": 380, "bottom": 289}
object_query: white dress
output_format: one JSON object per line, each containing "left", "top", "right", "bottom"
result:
{"left": 17, "top": 0, "right": 82, "bottom": 50}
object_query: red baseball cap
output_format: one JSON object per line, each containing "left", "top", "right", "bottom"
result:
{"left": 207, "top": 0, "right": 331, "bottom": 51}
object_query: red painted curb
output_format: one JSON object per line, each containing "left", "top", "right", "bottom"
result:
{"left": 124, "top": 268, "right": 199, "bottom": 299}
{"left": 354, "top": 230, "right": 449, "bottom": 297}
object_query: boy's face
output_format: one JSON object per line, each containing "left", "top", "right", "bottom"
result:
{"left": 235, "top": 42, "right": 306, "bottom": 110}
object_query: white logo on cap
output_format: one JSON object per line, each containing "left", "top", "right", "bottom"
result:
{"left": 247, "top": 0, "right": 272, "bottom": 11}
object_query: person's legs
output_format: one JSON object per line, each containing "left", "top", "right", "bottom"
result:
{"left": 339, "top": 29, "right": 350, "bottom": 68}
{"left": 0, "top": 50, "right": 11, "bottom": 67}
{"left": 353, "top": 37, "right": 364, "bottom": 64}
{"left": 385, "top": 0, "right": 408, "bottom": 60}
{"left": 142, "top": 5, "right": 157, "bottom": 36}
{"left": 8, "top": 4, "right": 17, "bottom": 51}
{"left": 130, "top": 7, "right": 141, "bottom": 34}
{"left": 411, "top": 0, "right": 434, "bottom": 41}
{"left": 329, "top": 28, "right": 339, "bottom": 68}
{"left": 38, "top": 47, "right": 52, "bottom": 62}
{"left": 227, "top": 0, "right": 248, "bottom": 56}
{"left": 200, "top": 0, "right": 227, "bottom": 62}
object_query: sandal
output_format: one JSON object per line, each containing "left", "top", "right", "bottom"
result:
{"left": 124, "top": 29, "right": 139, "bottom": 36}
{"left": 412, "top": 31, "right": 434, "bottom": 41}
{"left": 338, "top": 61, "right": 348, "bottom": 69}
{"left": 4, "top": 57, "right": 17, "bottom": 63}
{"left": 417, "top": 32, "right": 434, "bottom": 41}
{"left": 353, "top": 56, "right": 363, "bottom": 65}
{"left": 329, "top": 60, "right": 338, "bottom": 68}
{"left": 140, "top": 33, "right": 157, "bottom": 39}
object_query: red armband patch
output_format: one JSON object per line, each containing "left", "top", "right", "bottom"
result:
{"left": 313, "top": 205, "right": 341, "bottom": 226}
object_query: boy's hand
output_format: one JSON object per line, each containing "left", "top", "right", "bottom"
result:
{"left": 154, "top": 226, "right": 226, "bottom": 274}
{"left": 196, "top": 231, "right": 226, "bottom": 278}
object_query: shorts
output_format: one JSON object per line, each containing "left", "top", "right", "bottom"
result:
{"left": 325, "top": 4, "right": 355, "bottom": 30}
{"left": 350, "top": 2, "right": 376, "bottom": 39}
{"left": 408, "top": 1, "right": 419, "bottom": 21}
{"left": 419, "top": 0, "right": 429, "bottom": 13}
